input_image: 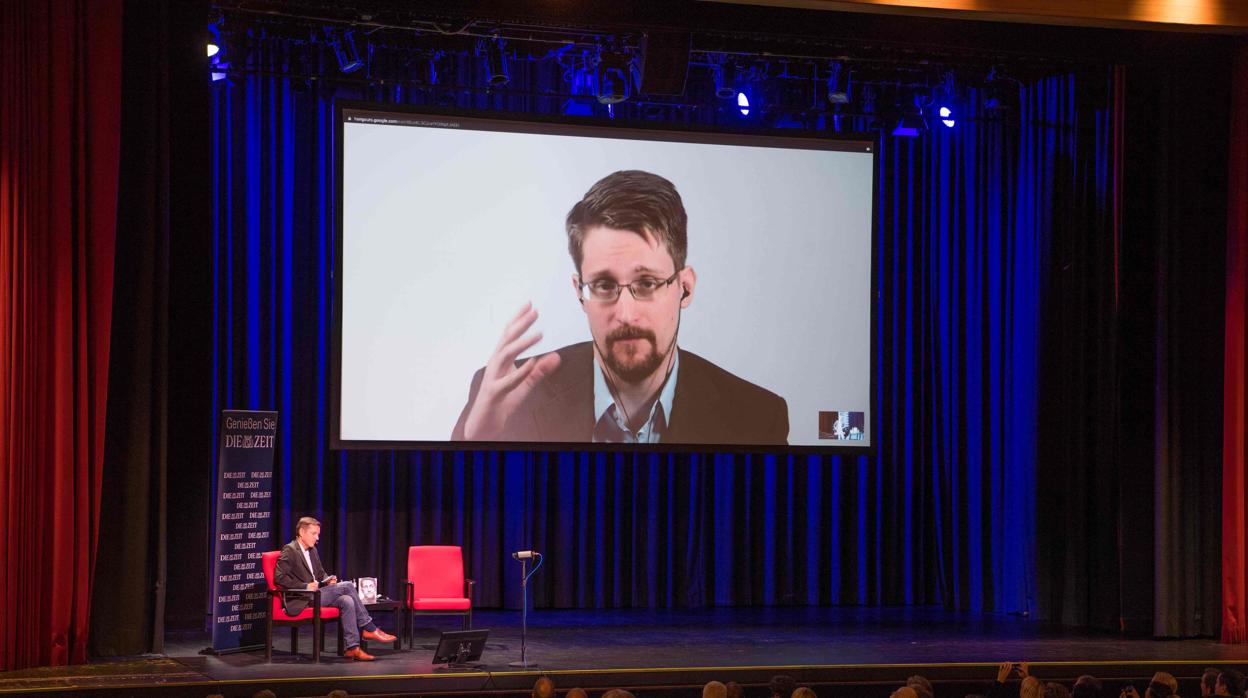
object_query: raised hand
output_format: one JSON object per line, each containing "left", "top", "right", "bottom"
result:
{"left": 461, "top": 303, "right": 562, "bottom": 440}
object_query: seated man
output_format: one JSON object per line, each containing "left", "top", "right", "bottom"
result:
{"left": 274, "top": 516, "right": 396, "bottom": 661}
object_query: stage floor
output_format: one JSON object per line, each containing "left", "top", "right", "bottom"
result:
{"left": 5, "top": 608, "right": 1248, "bottom": 696}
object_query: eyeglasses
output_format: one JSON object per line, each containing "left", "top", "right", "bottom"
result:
{"left": 578, "top": 270, "right": 681, "bottom": 303}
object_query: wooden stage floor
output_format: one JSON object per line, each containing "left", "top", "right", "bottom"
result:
{"left": 4, "top": 607, "right": 1248, "bottom": 697}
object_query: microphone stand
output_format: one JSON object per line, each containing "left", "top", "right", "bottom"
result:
{"left": 508, "top": 553, "right": 540, "bottom": 668}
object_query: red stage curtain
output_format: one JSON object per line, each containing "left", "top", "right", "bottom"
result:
{"left": 1224, "top": 40, "right": 1248, "bottom": 644}
{"left": 0, "top": 0, "right": 122, "bottom": 669}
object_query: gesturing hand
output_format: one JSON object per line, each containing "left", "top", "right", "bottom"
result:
{"left": 997, "top": 662, "right": 1013, "bottom": 684}
{"left": 462, "top": 303, "right": 562, "bottom": 441}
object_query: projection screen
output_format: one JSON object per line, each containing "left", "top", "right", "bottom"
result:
{"left": 334, "top": 105, "right": 876, "bottom": 452}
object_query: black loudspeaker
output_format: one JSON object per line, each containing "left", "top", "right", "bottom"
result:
{"left": 639, "top": 31, "right": 691, "bottom": 97}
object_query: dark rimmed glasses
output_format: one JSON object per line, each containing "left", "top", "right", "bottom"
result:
{"left": 578, "top": 270, "right": 681, "bottom": 303}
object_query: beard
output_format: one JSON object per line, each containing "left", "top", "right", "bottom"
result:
{"left": 602, "top": 325, "right": 668, "bottom": 384}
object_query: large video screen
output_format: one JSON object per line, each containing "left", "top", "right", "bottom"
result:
{"left": 335, "top": 105, "right": 875, "bottom": 451}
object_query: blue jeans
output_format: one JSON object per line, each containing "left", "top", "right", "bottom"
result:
{"left": 319, "top": 582, "right": 372, "bottom": 649}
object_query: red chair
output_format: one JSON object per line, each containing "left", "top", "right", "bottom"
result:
{"left": 261, "top": 550, "right": 343, "bottom": 662}
{"left": 402, "top": 545, "right": 474, "bottom": 648}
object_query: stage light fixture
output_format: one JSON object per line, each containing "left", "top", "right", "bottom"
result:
{"left": 207, "top": 19, "right": 227, "bottom": 81}
{"left": 982, "top": 65, "right": 1018, "bottom": 113}
{"left": 737, "top": 91, "right": 750, "bottom": 116}
{"left": 330, "top": 29, "right": 364, "bottom": 74}
{"left": 937, "top": 72, "right": 956, "bottom": 128}
{"left": 483, "top": 38, "right": 509, "bottom": 88}
{"left": 891, "top": 110, "right": 927, "bottom": 137}
{"left": 596, "top": 50, "right": 631, "bottom": 105}
{"left": 207, "top": 15, "right": 221, "bottom": 58}
{"left": 715, "top": 62, "right": 737, "bottom": 100}
{"left": 827, "top": 62, "right": 850, "bottom": 104}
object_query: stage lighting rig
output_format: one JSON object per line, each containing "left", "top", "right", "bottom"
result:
{"left": 482, "top": 37, "right": 509, "bottom": 88}
{"left": 827, "top": 62, "right": 850, "bottom": 104}
{"left": 982, "top": 65, "right": 1020, "bottom": 113}
{"left": 326, "top": 28, "right": 364, "bottom": 73}
{"left": 891, "top": 93, "right": 928, "bottom": 137}
{"left": 596, "top": 48, "right": 632, "bottom": 105}
{"left": 207, "top": 15, "right": 228, "bottom": 82}
{"left": 937, "top": 71, "right": 956, "bottom": 128}
{"left": 715, "top": 60, "right": 738, "bottom": 100}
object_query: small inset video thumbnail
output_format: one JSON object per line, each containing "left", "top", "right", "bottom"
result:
{"left": 818, "top": 410, "right": 864, "bottom": 440}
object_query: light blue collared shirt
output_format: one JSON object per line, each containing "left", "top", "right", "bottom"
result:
{"left": 592, "top": 350, "right": 679, "bottom": 444}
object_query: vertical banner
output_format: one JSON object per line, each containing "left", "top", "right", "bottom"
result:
{"left": 210, "top": 410, "right": 278, "bottom": 653}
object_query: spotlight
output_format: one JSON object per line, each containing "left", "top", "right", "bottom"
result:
{"left": 207, "top": 15, "right": 221, "bottom": 57}
{"left": 596, "top": 50, "right": 631, "bottom": 105}
{"left": 936, "top": 72, "right": 956, "bottom": 128}
{"left": 827, "top": 62, "right": 850, "bottom": 104}
{"left": 483, "top": 38, "right": 509, "bottom": 88}
{"left": 737, "top": 91, "right": 750, "bottom": 116}
{"left": 207, "top": 20, "right": 227, "bottom": 81}
{"left": 330, "top": 29, "right": 364, "bottom": 74}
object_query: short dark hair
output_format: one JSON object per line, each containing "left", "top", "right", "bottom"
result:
{"left": 565, "top": 170, "right": 688, "bottom": 275}
{"left": 1219, "top": 670, "right": 1245, "bottom": 697}
{"left": 770, "top": 675, "right": 798, "bottom": 698}
{"left": 296, "top": 516, "right": 321, "bottom": 533}
{"left": 1205, "top": 669, "right": 1222, "bottom": 693}
{"left": 1044, "top": 683, "right": 1072, "bottom": 698}
{"left": 1073, "top": 675, "right": 1102, "bottom": 698}
{"left": 726, "top": 682, "right": 746, "bottom": 698}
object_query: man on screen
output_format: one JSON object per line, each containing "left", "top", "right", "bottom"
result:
{"left": 451, "top": 170, "right": 788, "bottom": 445}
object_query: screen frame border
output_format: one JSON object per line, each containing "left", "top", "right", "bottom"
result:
{"left": 331, "top": 101, "right": 880, "bottom": 456}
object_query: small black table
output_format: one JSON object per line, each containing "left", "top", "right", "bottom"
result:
{"left": 359, "top": 597, "right": 404, "bottom": 652}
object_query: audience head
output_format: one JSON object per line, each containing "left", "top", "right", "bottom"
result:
{"left": 327, "top": 691, "right": 350, "bottom": 698}
{"left": 1149, "top": 672, "right": 1178, "bottom": 698}
{"left": 533, "top": 677, "right": 556, "bottom": 698}
{"left": 771, "top": 675, "right": 799, "bottom": 698}
{"left": 726, "top": 681, "right": 745, "bottom": 698}
{"left": 704, "top": 681, "right": 728, "bottom": 698}
{"left": 1022, "top": 675, "right": 1044, "bottom": 698}
{"left": 1045, "top": 683, "right": 1072, "bottom": 698}
{"left": 793, "top": 688, "right": 818, "bottom": 698}
{"left": 602, "top": 691, "right": 636, "bottom": 698}
{"left": 567, "top": 689, "right": 589, "bottom": 698}
{"left": 892, "top": 687, "right": 920, "bottom": 698}
{"left": 1218, "top": 670, "right": 1245, "bottom": 698}
{"left": 909, "top": 676, "right": 935, "bottom": 696}
{"left": 1074, "top": 675, "right": 1103, "bottom": 698}
{"left": 1203, "top": 669, "right": 1221, "bottom": 696}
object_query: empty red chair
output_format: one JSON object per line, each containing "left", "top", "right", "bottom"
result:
{"left": 402, "top": 545, "right": 474, "bottom": 648}
{"left": 261, "top": 550, "right": 343, "bottom": 662}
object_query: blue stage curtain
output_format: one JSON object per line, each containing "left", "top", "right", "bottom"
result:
{"left": 207, "top": 66, "right": 1109, "bottom": 615}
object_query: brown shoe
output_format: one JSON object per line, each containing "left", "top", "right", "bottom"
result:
{"left": 344, "top": 646, "right": 375, "bottom": 661}
{"left": 362, "top": 629, "right": 397, "bottom": 643}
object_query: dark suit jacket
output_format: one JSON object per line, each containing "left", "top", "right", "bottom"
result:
{"left": 451, "top": 342, "right": 788, "bottom": 445}
{"left": 274, "top": 540, "right": 329, "bottom": 615}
